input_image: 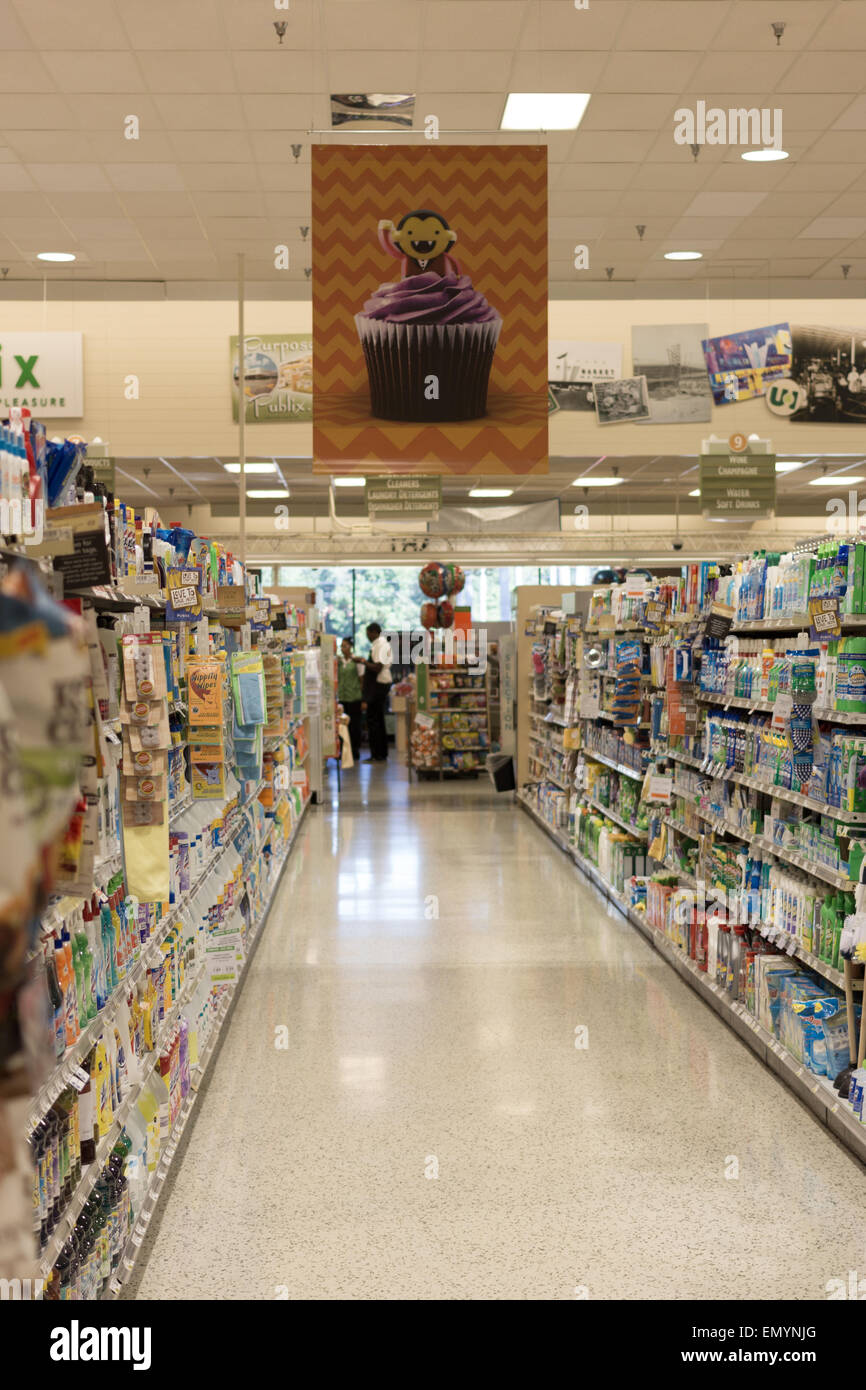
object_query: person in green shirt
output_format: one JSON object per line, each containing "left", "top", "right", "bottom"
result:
{"left": 338, "top": 636, "right": 363, "bottom": 760}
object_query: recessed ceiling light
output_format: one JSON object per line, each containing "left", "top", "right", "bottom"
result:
{"left": 664, "top": 251, "right": 703, "bottom": 261}
{"left": 468, "top": 487, "right": 513, "bottom": 498}
{"left": 688, "top": 488, "right": 701, "bottom": 497}
{"left": 247, "top": 488, "right": 290, "bottom": 498}
{"left": 775, "top": 460, "right": 803, "bottom": 473}
{"left": 223, "top": 462, "right": 276, "bottom": 474}
{"left": 741, "top": 148, "right": 789, "bottom": 162}
{"left": 571, "top": 476, "right": 624, "bottom": 487}
{"left": 500, "top": 93, "right": 591, "bottom": 131}
{"left": 809, "top": 474, "right": 865, "bottom": 486}
{"left": 37, "top": 251, "right": 76, "bottom": 262}
{"left": 333, "top": 476, "right": 366, "bottom": 487}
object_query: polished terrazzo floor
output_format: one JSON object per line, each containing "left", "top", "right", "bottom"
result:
{"left": 131, "top": 761, "right": 866, "bottom": 1300}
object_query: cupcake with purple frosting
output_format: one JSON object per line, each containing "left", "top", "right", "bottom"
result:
{"left": 356, "top": 211, "right": 502, "bottom": 422}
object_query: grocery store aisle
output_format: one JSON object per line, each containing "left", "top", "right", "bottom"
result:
{"left": 132, "top": 763, "right": 866, "bottom": 1300}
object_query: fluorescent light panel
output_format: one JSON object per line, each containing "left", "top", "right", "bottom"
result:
{"left": 469, "top": 488, "right": 513, "bottom": 498}
{"left": 223, "top": 462, "right": 276, "bottom": 474}
{"left": 247, "top": 488, "right": 290, "bottom": 498}
{"left": 741, "top": 149, "right": 788, "bottom": 162}
{"left": 809, "top": 475, "right": 865, "bottom": 486}
{"left": 571, "top": 476, "right": 624, "bottom": 487}
{"left": 37, "top": 251, "right": 75, "bottom": 262}
{"left": 500, "top": 93, "right": 591, "bottom": 130}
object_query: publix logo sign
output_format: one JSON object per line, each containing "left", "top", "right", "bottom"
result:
{"left": 0, "top": 332, "right": 83, "bottom": 417}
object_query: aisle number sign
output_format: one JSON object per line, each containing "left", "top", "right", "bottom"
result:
{"left": 699, "top": 447, "right": 776, "bottom": 519}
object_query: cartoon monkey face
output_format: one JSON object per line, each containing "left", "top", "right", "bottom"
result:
{"left": 391, "top": 210, "right": 455, "bottom": 263}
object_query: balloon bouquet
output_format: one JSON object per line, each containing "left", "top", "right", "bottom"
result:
{"left": 418, "top": 562, "right": 465, "bottom": 629}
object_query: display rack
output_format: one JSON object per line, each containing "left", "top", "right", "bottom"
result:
{"left": 516, "top": 549, "right": 866, "bottom": 1168}
{"left": 412, "top": 659, "right": 491, "bottom": 778}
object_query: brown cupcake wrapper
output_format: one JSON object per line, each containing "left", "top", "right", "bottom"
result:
{"left": 355, "top": 315, "right": 502, "bottom": 422}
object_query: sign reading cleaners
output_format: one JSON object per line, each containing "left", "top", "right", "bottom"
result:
{"left": 699, "top": 441, "right": 776, "bottom": 519}
{"left": 366, "top": 476, "right": 442, "bottom": 520}
{"left": 0, "top": 332, "right": 83, "bottom": 416}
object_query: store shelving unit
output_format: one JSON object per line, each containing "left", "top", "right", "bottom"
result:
{"left": 413, "top": 660, "right": 491, "bottom": 778}
{"left": 516, "top": 560, "right": 866, "bottom": 1168}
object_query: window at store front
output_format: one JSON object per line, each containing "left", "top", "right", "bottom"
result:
{"left": 256, "top": 564, "right": 596, "bottom": 644}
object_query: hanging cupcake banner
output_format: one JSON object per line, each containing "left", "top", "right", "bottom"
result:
{"left": 312, "top": 144, "right": 548, "bottom": 476}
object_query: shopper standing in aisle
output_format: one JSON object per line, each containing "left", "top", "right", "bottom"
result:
{"left": 362, "top": 622, "right": 392, "bottom": 762}
{"left": 338, "top": 636, "right": 363, "bottom": 761}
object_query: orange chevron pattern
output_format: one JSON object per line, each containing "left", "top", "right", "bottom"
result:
{"left": 312, "top": 144, "right": 548, "bottom": 475}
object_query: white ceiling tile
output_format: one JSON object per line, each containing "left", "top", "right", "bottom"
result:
{"left": 194, "top": 192, "right": 267, "bottom": 218}
{"left": 778, "top": 94, "right": 852, "bottom": 130}
{"left": 811, "top": 1, "right": 866, "bottom": 50}
{"left": 239, "top": 95, "right": 314, "bottom": 128}
{"left": 232, "top": 52, "right": 325, "bottom": 92}
{"left": 116, "top": 0, "right": 227, "bottom": 50}
{"left": 778, "top": 52, "right": 866, "bottom": 92}
{"left": 153, "top": 95, "right": 246, "bottom": 130}
{"left": 118, "top": 192, "right": 198, "bottom": 218}
{"left": 62, "top": 219, "right": 143, "bottom": 241}
{"left": 549, "top": 217, "right": 607, "bottom": 241}
{"left": 683, "top": 191, "right": 768, "bottom": 218}
{"left": 169, "top": 132, "right": 255, "bottom": 163}
{"left": 806, "top": 133, "right": 866, "bottom": 165}
{"left": 0, "top": 164, "right": 37, "bottom": 192}
{"left": 598, "top": 52, "right": 702, "bottom": 93}
{"left": 83, "top": 134, "right": 177, "bottom": 162}
{"left": 5, "top": 131, "right": 103, "bottom": 163}
{"left": 0, "top": 217, "right": 77, "bottom": 243}
{"left": 414, "top": 94, "right": 504, "bottom": 129}
{"left": 0, "top": 52, "right": 55, "bottom": 91}
{"left": 617, "top": 0, "right": 726, "bottom": 49}
{"left": 568, "top": 131, "right": 656, "bottom": 163}
{"left": 0, "top": 95, "right": 73, "bottom": 129}
{"left": 327, "top": 51, "right": 419, "bottom": 91}
{"left": 105, "top": 163, "right": 186, "bottom": 191}
{"left": 41, "top": 51, "right": 146, "bottom": 93}
{"left": 49, "top": 194, "right": 125, "bottom": 218}
{"left": 137, "top": 52, "right": 238, "bottom": 94}
{"left": 78, "top": 240, "right": 153, "bottom": 262}
{"left": 798, "top": 217, "right": 866, "bottom": 239}
{"left": 558, "top": 163, "right": 639, "bottom": 190}
{"left": 776, "top": 162, "right": 859, "bottom": 192}
{"left": 822, "top": 193, "right": 866, "bottom": 219}
{"left": 324, "top": 0, "right": 423, "bottom": 47}
{"left": 834, "top": 96, "right": 866, "bottom": 132}
{"left": 581, "top": 94, "right": 676, "bottom": 132}
{"left": 145, "top": 240, "right": 217, "bottom": 261}
{"left": 208, "top": 218, "right": 270, "bottom": 238}
{"left": 531, "top": 1, "right": 629, "bottom": 51}
{"left": 181, "top": 164, "right": 260, "bottom": 191}
{"left": 31, "top": 164, "right": 112, "bottom": 193}
{"left": 688, "top": 52, "right": 791, "bottom": 91}
{"left": 67, "top": 96, "right": 165, "bottom": 132}
{"left": 134, "top": 218, "right": 208, "bottom": 241}
{"left": 11, "top": 0, "right": 129, "bottom": 49}
{"left": 669, "top": 216, "right": 745, "bottom": 240}
{"left": 506, "top": 52, "right": 607, "bottom": 90}
{"left": 423, "top": 1, "right": 527, "bottom": 49}
{"left": 261, "top": 194, "right": 312, "bottom": 218}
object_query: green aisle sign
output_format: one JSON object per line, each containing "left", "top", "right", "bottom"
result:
{"left": 365, "top": 476, "right": 441, "bottom": 520}
{"left": 699, "top": 449, "right": 776, "bottom": 519}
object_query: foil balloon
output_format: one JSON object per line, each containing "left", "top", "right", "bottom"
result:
{"left": 445, "top": 564, "right": 465, "bottom": 596}
{"left": 419, "top": 561, "right": 448, "bottom": 598}
{"left": 420, "top": 602, "right": 439, "bottom": 629}
{"left": 437, "top": 600, "right": 454, "bottom": 628}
